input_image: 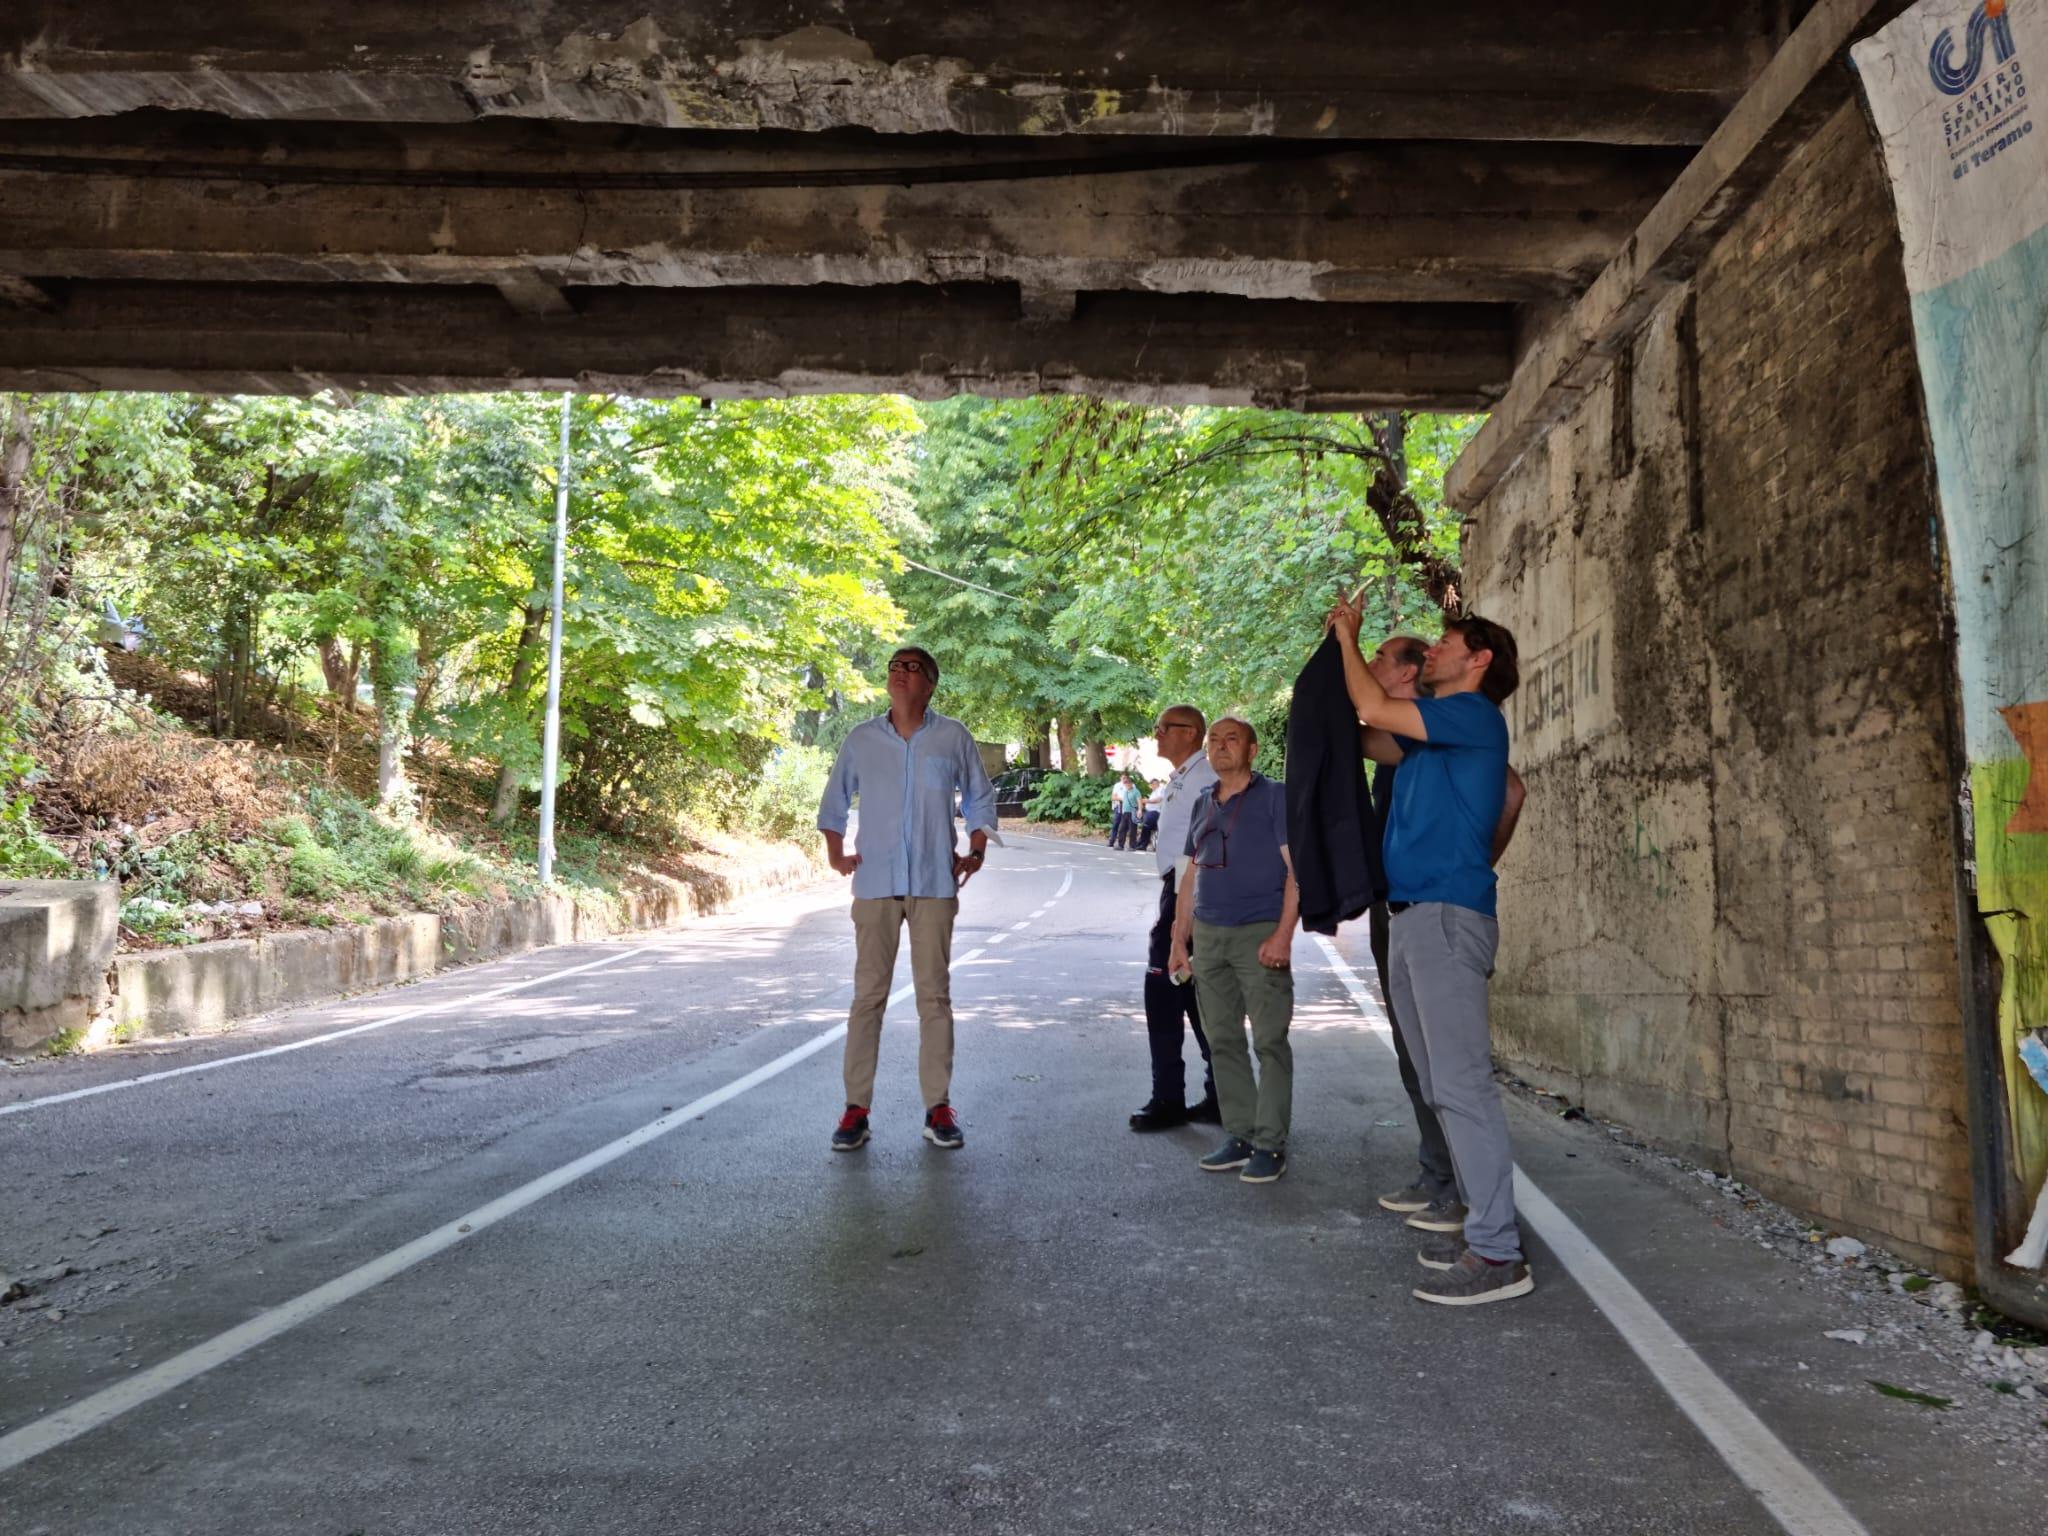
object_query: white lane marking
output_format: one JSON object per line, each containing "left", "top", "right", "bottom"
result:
{"left": 0, "top": 954, "right": 973, "bottom": 1475}
{"left": 986, "top": 934, "right": 1009, "bottom": 945}
{"left": 1010, "top": 920, "right": 1032, "bottom": 931}
{"left": 1511, "top": 1179, "right": 1868, "bottom": 1536}
{"left": 1030, "top": 909, "right": 1048, "bottom": 919}
{"left": 1311, "top": 936, "right": 1868, "bottom": 1536}
{"left": 1308, "top": 940, "right": 1392, "bottom": 1034}
{"left": 1055, "top": 870, "right": 1074, "bottom": 899}
{"left": 1, "top": 942, "right": 674, "bottom": 1119}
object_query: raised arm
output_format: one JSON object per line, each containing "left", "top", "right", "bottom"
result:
{"left": 1329, "top": 594, "right": 1427, "bottom": 740}
{"left": 1360, "top": 723, "right": 1407, "bottom": 767}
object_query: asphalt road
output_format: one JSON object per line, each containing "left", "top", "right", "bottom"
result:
{"left": 0, "top": 831, "right": 2038, "bottom": 1534}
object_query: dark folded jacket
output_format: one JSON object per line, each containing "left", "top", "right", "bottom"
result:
{"left": 1286, "top": 632, "right": 1383, "bottom": 935}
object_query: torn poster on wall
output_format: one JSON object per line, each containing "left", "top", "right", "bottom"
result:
{"left": 1854, "top": 0, "right": 2048, "bottom": 1273}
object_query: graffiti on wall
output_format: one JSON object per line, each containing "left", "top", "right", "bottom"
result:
{"left": 1505, "top": 620, "right": 1613, "bottom": 764}
{"left": 1857, "top": 0, "right": 2048, "bottom": 1272}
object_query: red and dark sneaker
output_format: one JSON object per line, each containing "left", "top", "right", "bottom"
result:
{"left": 922, "top": 1102, "right": 965, "bottom": 1150}
{"left": 831, "top": 1104, "right": 870, "bottom": 1153}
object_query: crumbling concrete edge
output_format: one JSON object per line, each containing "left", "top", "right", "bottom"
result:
{"left": 102, "top": 848, "right": 826, "bottom": 1046}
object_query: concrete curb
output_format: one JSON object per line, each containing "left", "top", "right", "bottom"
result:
{"left": 107, "top": 847, "right": 824, "bottom": 1044}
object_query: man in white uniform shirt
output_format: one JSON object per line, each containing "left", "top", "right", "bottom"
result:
{"left": 1129, "top": 704, "right": 1222, "bottom": 1131}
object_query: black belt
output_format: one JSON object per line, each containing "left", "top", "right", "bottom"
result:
{"left": 1386, "top": 900, "right": 1413, "bottom": 914}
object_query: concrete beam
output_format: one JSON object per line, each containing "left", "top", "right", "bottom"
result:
{"left": 0, "top": 128, "right": 1688, "bottom": 305}
{"left": 0, "top": 272, "right": 54, "bottom": 310}
{"left": 1446, "top": 0, "right": 1911, "bottom": 511}
{"left": 0, "top": 3, "right": 1785, "bottom": 144}
{"left": 0, "top": 281, "right": 1513, "bottom": 409}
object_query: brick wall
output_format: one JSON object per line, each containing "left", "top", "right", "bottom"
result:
{"left": 1464, "top": 102, "right": 1973, "bottom": 1271}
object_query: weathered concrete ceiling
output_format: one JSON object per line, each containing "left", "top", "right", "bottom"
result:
{"left": 0, "top": 3, "right": 1815, "bottom": 401}
{"left": 0, "top": 284, "right": 1512, "bottom": 408}
{"left": 4, "top": 3, "right": 1791, "bottom": 141}
{"left": 0, "top": 120, "right": 1691, "bottom": 305}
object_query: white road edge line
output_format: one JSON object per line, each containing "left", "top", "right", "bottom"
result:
{"left": 1312, "top": 935, "right": 1869, "bottom": 1536}
{"left": 0, "top": 957, "right": 968, "bottom": 1476}
{"left": 1, "top": 941, "right": 678, "bottom": 1119}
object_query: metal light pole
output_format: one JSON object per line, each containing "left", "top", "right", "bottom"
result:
{"left": 537, "top": 391, "right": 572, "bottom": 884}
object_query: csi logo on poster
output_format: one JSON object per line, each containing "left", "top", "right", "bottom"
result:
{"left": 1930, "top": 0, "right": 2018, "bottom": 94}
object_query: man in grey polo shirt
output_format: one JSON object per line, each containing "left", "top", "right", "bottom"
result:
{"left": 1167, "top": 715, "right": 1300, "bottom": 1184}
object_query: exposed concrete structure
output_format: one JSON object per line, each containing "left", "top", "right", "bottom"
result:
{"left": 0, "top": 3, "right": 1818, "bottom": 399}
{"left": 0, "top": 880, "right": 117, "bottom": 1051}
{"left": 7, "top": 0, "right": 2035, "bottom": 1319}
{"left": 1462, "top": 100, "right": 1966, "bottom": 1266}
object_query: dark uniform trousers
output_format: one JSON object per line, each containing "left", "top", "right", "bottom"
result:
{"left": 1144, "top": 871, "right": 1214, "bottom": 1108}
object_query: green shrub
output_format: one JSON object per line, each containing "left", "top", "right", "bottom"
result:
{"left": 1024, "top": 771, "right": 1150, "bottom": 829}
{"left": 742, "top": 744, "right": 832, "bottom": 841}
{"left": 0, "top": 739, "right": 73, "bottom": 879}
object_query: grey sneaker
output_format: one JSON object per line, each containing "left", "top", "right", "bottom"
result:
{"left": 1240, "top": 1147, "right": 1288, "bottom": 1184}
{"left": 1199, "top": 1136, "right": 1254, "bottom": 1172}
{"left": 1377, "top": 1181, "right": 1440, "bottom": 1214}
{"left": 1416, "top": 1233, "right": 1468, "bottom": 1271}
{"left": 1404, "top": 1195, "right": 1468, "bottom": 1233}
{"left": 1413, "top": 1250, "right": 1535, "bottom": 1306}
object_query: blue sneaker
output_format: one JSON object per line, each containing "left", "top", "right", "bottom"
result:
{"left": 1240, "top": 1147, "right": 1288, "bottom": 1184}
{"left": 1198, "top": 1136, "right": 1254, "bottom": 1172}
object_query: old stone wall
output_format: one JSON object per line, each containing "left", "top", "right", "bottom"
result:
{"left": 1465, "top": 102, "right": 1972, "bottom": 1270}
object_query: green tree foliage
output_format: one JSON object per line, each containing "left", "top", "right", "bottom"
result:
{"left": 2, "top": 387, "right": 1472, "bottom": 862}
{"left": 6, "top": 389, "right": 917, "bottom": 838}
{"left": 883, "top": 398, "right": 1153, "bottom": 755}
{"left": 891, "top": 399, "right": 1478, "bottom": 751}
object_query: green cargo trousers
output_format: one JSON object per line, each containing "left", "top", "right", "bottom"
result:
{"left": 1192, "top": 917, "right": 1295, "bottom": 1151}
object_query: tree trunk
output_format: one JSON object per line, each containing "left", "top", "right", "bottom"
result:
{"left": 371, "top": 637, "right": 413, "bottom": 810}
{"left": 410, "top": 633, "right": 438, "bottom": 747}
{"left": 215, "top": 597, "right": 257, "bottom": 738}
{"left": 317, "top": 636, "right": 359, "bottom": 710}
{"left": 488, "top": 600, "right": 547, "bottom": 826}
{"left": 1028, "top": 720, "right": 1051, "bottom": 771}
{"left": 1083, "top": 738, "right": 1109, "bottom": 776}
{"left": 0, "top": 397, "right": 29, "bottom": 640}
{"left": 1372, "top": 411, "right": 1408, "bottom": 622}
{"left": 1055, "top": 717, "right": 1078, "bottom": 773}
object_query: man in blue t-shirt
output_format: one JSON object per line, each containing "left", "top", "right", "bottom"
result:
{"left": 1331, "top": 601, "right": 1533, "bottom": 1307}
{"left": 1167, "top": 716, "right": 1300, "bottom": 1184}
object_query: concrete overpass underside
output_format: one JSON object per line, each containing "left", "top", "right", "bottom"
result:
{"left": 2, "top": 1, "right": 1810, "bottom": 404}
{"left": 8, "top": 4, "right": 2044, "bottom": 1324}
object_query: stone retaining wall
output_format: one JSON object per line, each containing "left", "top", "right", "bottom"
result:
{"left": 107, "top": 848, "right": 823, "bottom": 1044}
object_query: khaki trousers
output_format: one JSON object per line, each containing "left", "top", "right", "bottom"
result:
{"left": 845, "top": 895, "right": 959, "bottom": 1110}
{"left": 1192, "top": 917, "right": 1295, "bottom": 1151}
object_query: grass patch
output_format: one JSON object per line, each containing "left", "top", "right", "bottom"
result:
{"left": 1869, "top": 1381, "right": 1953, "bottom": 1410}
{"left": 40, "top": 1026, "right": 86, "bottom": 1057}
{"left": 1900, "top": 1274, "right": 1932, "bottom": 1294}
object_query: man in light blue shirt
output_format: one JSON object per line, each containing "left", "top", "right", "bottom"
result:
{"left": 816, "top": 645, "right": 997, "bottom": 1154}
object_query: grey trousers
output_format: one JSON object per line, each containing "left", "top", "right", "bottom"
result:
{"left": 1370, "top": 898, "right": 1457, "bottom": 1199}
{"left": 1386, "top": 902, "right": 1522, "bottom": 1262}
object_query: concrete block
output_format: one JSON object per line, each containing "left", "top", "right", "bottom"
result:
{"left": 0, "top": 879, "right": 119, "bottom": 1051}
